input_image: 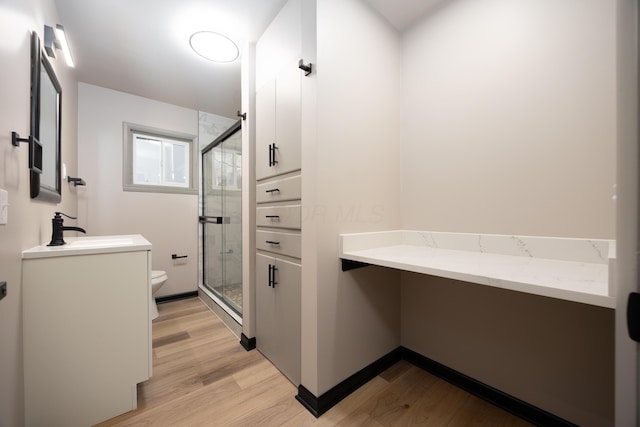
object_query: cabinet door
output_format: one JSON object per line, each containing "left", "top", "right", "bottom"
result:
{"left": 256, "top": 253, "right": 275, "bottom": 362}
{"left": 256, "top": 65, "right": 301, "bottom": 181}
{"left": 256, "top": 80, "right": 276, "bottom": 181}
{"left": 256, "top": 253, "right": 301, "bottom": 385}
{"left": 273, "top": 64, "right": 301, "bottom": 176}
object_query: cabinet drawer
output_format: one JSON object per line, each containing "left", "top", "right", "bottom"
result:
{"left": 256, "top": 205, "right": 300, "bottom": 230}
{"left": 257, "top": 175, "right": 301, "bottom": 204}
{"left": 256, "top": 230, "right": 301, "bottom": 258}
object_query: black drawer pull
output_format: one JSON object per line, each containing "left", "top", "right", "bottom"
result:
{"left": 265, "top": 215, "right": 280, "bottom": 219}
{"left": 266, "top": 240, "right": 280, "bottom": 245}
{"left": 265, "top": 188, "right": 280, "bottom": 193}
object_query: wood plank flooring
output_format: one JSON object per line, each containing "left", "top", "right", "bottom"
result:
{"left": 97, "top": 298, "right": 532, "bottom": 426}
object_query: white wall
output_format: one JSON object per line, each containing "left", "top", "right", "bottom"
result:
{"left": 0, "top": 0, "right": 78, "bottom": 424}
{"left": 78, "top": 83, "right": 200, "bottom": 297}
{"left": 398, "top": 1, "right": 617, "bottom": 425}
{"left": 401, "top": 0, "right": 616, "bottom": 238}
{"left": 311, "top": 0, "right": 402, "bottom": 395}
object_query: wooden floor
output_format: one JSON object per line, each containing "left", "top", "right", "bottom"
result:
{"left": 97, "top": 298, "right": 532, "bottom": 427}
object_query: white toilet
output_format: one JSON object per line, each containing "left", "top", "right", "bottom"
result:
{"left": 151, "top": 270, "right": 168, "bottom": 320}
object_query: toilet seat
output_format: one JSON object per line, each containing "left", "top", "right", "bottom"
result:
{"left": 152, "top": 270, "right": 167, "bottom": 283}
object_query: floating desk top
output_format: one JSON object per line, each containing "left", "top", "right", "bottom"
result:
{"left": 339, "top": 231, "right": 615, "bottom": 309}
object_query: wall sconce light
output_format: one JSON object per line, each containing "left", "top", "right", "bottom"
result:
{"left": 44, "top": 24, "right": 74, "bottom": 67}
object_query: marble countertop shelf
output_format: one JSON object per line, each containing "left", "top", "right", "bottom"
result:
{"left": 339, "top": 230, "right": 615, "bottom": 309}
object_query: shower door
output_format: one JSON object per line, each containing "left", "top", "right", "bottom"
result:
{"left": 200, "top": 121, "right": 242, "bottom": 316}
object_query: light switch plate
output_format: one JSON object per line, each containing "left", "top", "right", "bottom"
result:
{"left": 0, "top": 189, "right": 8, "bottom": 225}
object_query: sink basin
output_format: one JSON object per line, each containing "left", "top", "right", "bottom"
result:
{"left": 67, "top": 238, "right": 137, "bottom": 248}
{"left": 22, "top": 234, "right": 152, "bottom": 259}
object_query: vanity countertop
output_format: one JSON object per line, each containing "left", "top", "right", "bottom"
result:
{"left": 339, "top": 230, "right": 615, "bottom": 309}
{"left": 22, "top": 234, "right": 152, "bottom": 259}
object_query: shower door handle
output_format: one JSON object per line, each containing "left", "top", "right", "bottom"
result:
{"left": 199, "top": 216, "right": 230, "bottom": 224}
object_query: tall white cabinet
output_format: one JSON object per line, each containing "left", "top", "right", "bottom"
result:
{"left": 22, "top": 235, "right": 152, "bottom": 427}
{"left": 255, "top": 61, "right": 302, "bottom": 385}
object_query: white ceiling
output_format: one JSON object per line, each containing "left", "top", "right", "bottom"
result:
{"left": 54, "top": 0, "right": 444, "bottom": 118}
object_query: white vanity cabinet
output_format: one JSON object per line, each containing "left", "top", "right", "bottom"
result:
{"left": 22, "top": 235, "right": 152, "bottom": 427}
{"left": 255, "top": 60, "right": 303, "bottom": 385}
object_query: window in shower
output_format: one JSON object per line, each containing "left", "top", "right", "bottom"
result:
{"left": 200, "top": 121, "right": 242, "bottom": 317}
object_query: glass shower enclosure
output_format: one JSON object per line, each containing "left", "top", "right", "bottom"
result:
{"left": 200, "top": 121, "right": 242, "bottom": 317}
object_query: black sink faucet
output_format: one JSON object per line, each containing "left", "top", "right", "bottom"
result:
{"left": 47, "top": 212, "right": 86, "bottom": 246}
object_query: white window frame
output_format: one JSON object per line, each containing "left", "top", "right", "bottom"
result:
{"left": 123, "top": 122, "right": 198, "bottom": 195}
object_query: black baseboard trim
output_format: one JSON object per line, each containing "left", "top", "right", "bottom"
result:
{"left": 295, "top": 347, "right": 403, "bottom": 417}
{"left": 155, "top": 291, "right": 198, "bottom": 304}
{"left": 295, "top": 346, "right": 576, "bottom": 426}
{"left": 240, "top": 333, "right": 256, "bottom": 351}
{"left": 401, "top": 347, "right": 577, "bottom": 427}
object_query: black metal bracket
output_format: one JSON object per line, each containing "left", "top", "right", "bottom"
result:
{"left": 341, "top": 259, "right": 371, "bottom": 272}
{"left": 67, "top": 176, "right": 86, "bottom": 186}
{"left": 628, "top": 292, "right": 640, "bottom": 342}
{"left": 237, "top": 110, "right": 246, "bottom": 120}
{"left": 11, "top": 132, "right": 42, "bottom": 174}
{"left": 11, "top": 131, "right": 32, "bottom": 147}
{"left": 171, "top": 254, "right": 188, "bottom": 260}
{"left": 298, "top": 59, "right": 312, "bottom": 76}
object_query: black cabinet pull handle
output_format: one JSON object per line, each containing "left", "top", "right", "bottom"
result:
{"left": 268, "top": 264, "right": 279, "bottom": 287}
{"left": 265, "top": 188, "right": 280, "bottom": 193}
{"left": 269, "top": 143, "right": 279, "bottom": 166}
{"left": 265, "top": 215, "right": 280, "bottom": 219}
{"left": 266, "top": 240, "right": 280, "bottom": 245}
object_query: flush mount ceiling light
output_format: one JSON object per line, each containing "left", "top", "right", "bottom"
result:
{"left": 189, "top": 31, "right": 239, "bottom": 63}
{"left": 44, "top": 24, "right": 74, "bottom": 67}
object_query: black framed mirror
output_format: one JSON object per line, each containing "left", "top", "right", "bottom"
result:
{"left": 30, "top": 31, "right": 62, "bottom": 203}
